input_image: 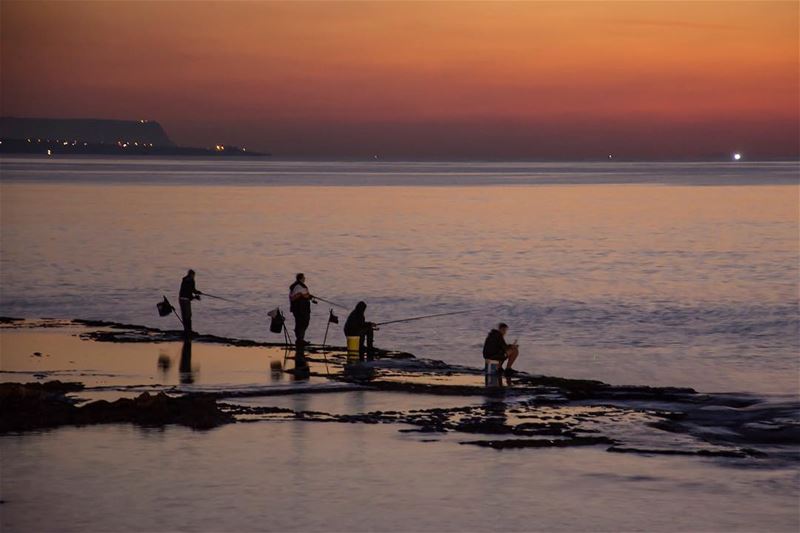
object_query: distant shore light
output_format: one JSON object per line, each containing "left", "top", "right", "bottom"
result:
{"left": 733, "top": 152, "right": 742, "bottom": 161}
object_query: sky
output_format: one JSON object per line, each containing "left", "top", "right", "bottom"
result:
{"left": 2, "top": 1, "right": 798, "bottom": 159}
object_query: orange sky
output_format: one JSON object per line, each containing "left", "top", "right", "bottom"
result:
{"left": 2, "top": 1, "right": 798, "bottom": 158}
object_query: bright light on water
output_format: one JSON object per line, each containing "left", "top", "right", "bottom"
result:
{"left": 733, "top": 152, "right": 742, "bottom": 160}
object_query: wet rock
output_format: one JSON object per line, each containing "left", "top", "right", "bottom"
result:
{"left": 221, "top": 404, "right": 295, "bottom": 416}
{"left": 453, "top": 419, "right": 513, "bottom": 435}
{"left": 399, "top": 426, "right": 446, "bottom": 433}
{"left": 74, "top": 319, "right": 410, "bottom": 359}
{"left": 461, "top": 436, "right": 616, "bottom": 449}
{"left": 0, "top": 381, "right": 84, "bottom": 432}
{"left": 0, "top": 381, "right": 232, "bottom": 432}
{"left": 1, "top": 380, "right": 84, "bottom": 395}
{"left": 80, "top": 392, "right": 234, "bottom": 430}
{"left": 606, "top": 446, "right": 763, "bottom": 458}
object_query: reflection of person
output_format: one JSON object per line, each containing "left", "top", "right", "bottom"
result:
{"left": 289, "top": 273, "right": 313, "bottom": 345}
{"left": 179, "top": 269, "right": 202, "bottom": 338}
{"left": 344, "top": 301, "right": 376, "bottom": 361}
{"left": 484, "top": 398, "right": 508, "bottom": 425}
{"left": 482, "top": 322, "right": 520, "bottom": 376}
{"left": 179, "top": 339, "right": 195, "bottom": 384}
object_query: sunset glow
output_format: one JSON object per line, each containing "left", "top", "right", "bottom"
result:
{"left": 2, "top": 1, "right": 798, "bottom": 158}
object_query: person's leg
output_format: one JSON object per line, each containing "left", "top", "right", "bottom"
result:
{"left": 505, "top": 345, "right": 519, "bottom": 369}
{"left": 301, "top": 313, "right": 310, "bottom": 341}
{"left": 365, "top": 328, "right": 374, "bottom": 361}
{"left": 294, "top": 312, "right": 309, "bottom": 343}
{"left": 180, "top": 300, "right": 192, "bottom": 338}
{"left": 294, "top": 342, "right": 307, "bottom": 368}
{"left": 358, "top": 332, "right": 367, "bottom": 361}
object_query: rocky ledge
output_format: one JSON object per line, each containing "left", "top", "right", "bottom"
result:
{"left": 2, "top": 319, "right": 798, "bottom": 463}
{"left": 0, "top": 381, "right": 232, "bottom": 432}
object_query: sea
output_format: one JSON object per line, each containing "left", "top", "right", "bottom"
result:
{"left": 2, "top": 156, "right": 799, "bottom": 532}
{"left": 1, "top": 156, "right": 798, "bottom": 394}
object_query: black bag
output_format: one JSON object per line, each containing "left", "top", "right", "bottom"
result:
{"left": 269, "top": 309, "right": 285, "bottom": 333}
{"left": 157, "top": 296, "right": 174, "bottom": 317}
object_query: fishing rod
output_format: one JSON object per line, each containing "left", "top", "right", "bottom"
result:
{"left": 311, "top": 295, "right": 349, "bottom": 310}
{"left": 375, "top": 309, "right": 476, "bottom": 327}
{"left": 199, "top": 291, "right": 239, "bottom": 303}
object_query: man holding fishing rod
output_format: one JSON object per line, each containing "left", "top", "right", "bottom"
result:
{"left": 344, "top": 301, "right": 376, "bottom": 361}
{"left": 178, "top": 269, "right": 202, "bottom": 339}
{"left": 289, "top": 273, "right": 314, "bottom": 346}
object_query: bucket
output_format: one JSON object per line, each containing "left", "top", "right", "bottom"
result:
{"left": 346, "top": 336, "right": 361, "bottom": 358}
{"left": 485, "top": 359, "right": 501, "bottom": 387}
{"left": 485, "top": 359, "right": 500, "bottom": 375}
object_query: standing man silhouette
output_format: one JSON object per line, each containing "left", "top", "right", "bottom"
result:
{"left": 179, "top": 269, "right": 202, "bottom": 338}
{"left": 289, "top": 273, "right": 313, "bottom": 346}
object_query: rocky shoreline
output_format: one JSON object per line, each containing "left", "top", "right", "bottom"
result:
{"left": 1, "top": 318, "right": 798, "bottom": 463}
{"left": 0, "top": 381, "right": 232, "bottom": 432}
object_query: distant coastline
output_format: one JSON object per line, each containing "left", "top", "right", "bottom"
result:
{"left": 0, "top": 117, "right": 268, "bottom": 157}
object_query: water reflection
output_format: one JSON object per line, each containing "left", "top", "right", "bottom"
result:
{"left": 291, "top": 343, "right": 310, "bottom": 381}
{"left": 270, "top": 359, "right": 284, "bottom": 381}
{"left": 156, "top": 349, "right": 171, "bottom": 380}
{"left": 483, "top": 398, "right": 508, "bottom": 425}
{"left": 179, "top": 339, "right": 196, "bottom": 384}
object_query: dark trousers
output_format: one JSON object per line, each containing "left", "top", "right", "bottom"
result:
{"left": 359, "top": 328, "right": 374, "bottom": 361}
{"left": 179, "top": 299, "right": 192, "bottom": 337}
{"left": 293, "top": 311, "right": 310, "bottom": 343}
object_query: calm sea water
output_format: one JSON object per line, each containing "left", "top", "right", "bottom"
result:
{"left": 2, "top": 156, "right": 798, "bottom": 393}
{"left": 3, "top": 422, "right": 798, "bottom": 532}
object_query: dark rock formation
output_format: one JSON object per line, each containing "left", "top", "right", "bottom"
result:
{"left": 460, "top": 436, "right": 616, "bottom": 449}
{"left": 0, "top": 381, "right": 232, "bottom": 433}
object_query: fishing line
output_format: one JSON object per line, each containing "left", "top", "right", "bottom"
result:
{"left": 375, "top": 308, "right": 477, "bottom": 326}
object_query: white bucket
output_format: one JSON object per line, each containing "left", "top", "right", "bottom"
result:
{"left": 485, "top": 359, "right": 500, "bottom": 375}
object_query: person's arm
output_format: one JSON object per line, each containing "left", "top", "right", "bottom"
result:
{"left": 191, "top": 280, "right": 202, "bottom": 299}
{"left": 500, "top": 336, "right": 511, "bottom": 352}
{"left": 290, "top": 287, "right": 312, "bottom": 301}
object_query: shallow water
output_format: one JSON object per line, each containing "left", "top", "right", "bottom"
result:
{"left": 1, "top": 325, "right": 798, "bottom": 532}
{"left": 3, "top": 422, "right": 798, "bottom": 532}
{"left": 1, "top": 157, "right": 798, "bottom": 394}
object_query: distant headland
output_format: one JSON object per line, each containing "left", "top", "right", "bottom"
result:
{"left": 0, "top": 117, "right": 268, "bottom": 156}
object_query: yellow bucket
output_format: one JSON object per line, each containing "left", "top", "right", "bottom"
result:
{"left": 346, "top": 336, "right": 361, "bottom": 358}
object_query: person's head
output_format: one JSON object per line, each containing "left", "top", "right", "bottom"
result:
{"left": 355, "top": 301, "right": 367, "bottom": 314}
{"left": 187, "top": 269, "right": 195, "bottom": 279}
{"left": 296, "top": 273, "right": 305, "bottom": 283}
{"left": 498, "top": 322, "right": 509, "bottom": 336}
